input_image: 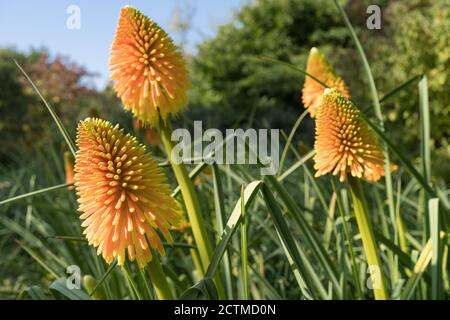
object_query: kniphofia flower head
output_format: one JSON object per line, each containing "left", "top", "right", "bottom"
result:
{"left": 302, "top": 47, "right": 350, "bottom": 117}
{"left": 74, "top": 118, "right": 181, "bottom": 267}
{"left": 314, "top": 89, "right": 385, "bottom": 182}
{"left": 110, "top": 6, "right": 190, "bottom": 126}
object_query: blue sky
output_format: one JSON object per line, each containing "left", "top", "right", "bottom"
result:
{"left": 0, "top": 0, "right": 245, "bottom": 88}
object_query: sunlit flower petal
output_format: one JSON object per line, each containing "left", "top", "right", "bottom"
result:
{"left": 110, "top": 6, "right": 190, "bottom": 126}
{"left": 74, "top": 118, "right": 181, "bottom": 267}
{"left": 314, "top": 89, "right": 385, "bottom": 182}
{"left": 302, "top": 47, "right": 350, "bottom": 117}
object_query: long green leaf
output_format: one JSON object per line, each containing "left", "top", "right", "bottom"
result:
{"left": 360, "top": 112, "right": 440, "bottom": 202}
{"left": 0, "top": 183, "right": 73, "bottom": 206}
{"left": 88, "top": 260, "right": 118, "bottom": 297}
{"left": 25, "top": 286, "right": 48, "bottom": 300}
{"left": 179, "top": 277, "right": 218, "bottom": 300}
{"left": 278, "top": 150, "right": 315, "bottom": 182}
{"left": 211, "top": 163, "right": 233, "bottom": 299}
{"left": 333, "top": 1, "right": 398, "bottom": 271}
{"left": 429, "top": 198, "right": 443, "bottom": 299}
{"left": 261, "top": 183, "right": 328, "bottom": 299}
{"left": 257, "top": 56, "right": 329, "bottom": 88}
{"left": 14, "top": 60, "right": 77, "bottom": 156}
{"left": 380, "top": 74, "right": 422, "bottom": 104}
{"left": 400, "top": 231, "right": 446, "bottom": 299}
{"left": 265, "top": 175, "right": 342, "bottom": 298}
{"left": 419, "top": 75, "right": 431, "bottom": 182}
{"left": 419, "top": 75, "right": 432, "bottom": 236}
{"left": 278, "top": 110, "right": 309, "bottom": 176}
{"left": 205, "top": 180, "right": 263, "bottom": 279}
{"left": 181, "top": 181, "right": 263, "bottom": 300}
{"left": 49, "top": 278, "right": 92, "bottom": 300}
{"left": 240, "top": 185, "right": 249, "bottom": 299}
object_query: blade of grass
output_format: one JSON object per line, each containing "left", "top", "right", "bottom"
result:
{"left": 0, "top": 183, "right": 73, "bottom": 206}
{"left": 323, "top": 192, "right": 337, "bottom": 250}
{"left": 348, "top": 176, "right": 388, "bottom": 300}
{"left": 278, "top": 109, "right": 309, "bottom": 176}
{"left": 13, "top": 60, "right": 76, "bottom": 156}
{"left": 49, "top": 278, "right": 91, "bottom": 300}
{"left": 171, "top": 134, "right": 236, "bottom": 198}
{"left": 88, "top": 261, "right": 117, "bottom": 297}
{"left": 278, "top": 151, "right": 315, "bottom": 182}
{"left": 160, "top": 118, "right": 226, "bottom": 298}
{"left": 257, "top": 56, "right": 329, "bottom": 88}
{"left": 122, "top": 263, "right": 143, "bottom": 300}
{"left": 171, "top": 162, "right": 207, "bottom": 198}
{"left": 146, "top": 253, "right": 174, "bottom": 300}
{"left": 159, "top": 120, "right": 214, "bottom": 286}
{"left": 25, "top": 286, "right": 48, "bottom": 300}
{"left": 205, "top": 181, "right": 263, "bottom": 279}
{"left": 419, "top": 75, "right": 432, "bottom": 237}
{"left": 180, "top": 278, "right": 218, "bottom": 300}
{"left": 278, "top": 135, "right": 329, "bottom": 215}
{"left": 360, "top": 111, "right": 443, "bottom": 205}
{"left": 380, "top": 74, "right": 422, "bottom": 104}
{"left": 181, "top": 181, "right": 263, "bottom": 300}
{"left": 400, "top": 231, "right": 446, "bottom": 299}
{"left": 16, "top": 241, "right": 60, "bottom": 279}
{"left": 248, "top": 264, "right": 282, "bottom": 300}
{"left": 261, "top": 183, "right": 328, "bottom": 299}
{"left": 240, "top": 185, "right": 249, "bottom": 299}
{"left": 211, "top": 163, "right": 233, "bottom": 299}
{"left": 333, "top": 1, "right": 397, "bottom": 276}
{"left": 429, "top": 198, "right": 443, "bottom": 299}
{"left": 331, "top": 179, "right": 363, "bottom": 298}
{"left": 265, "top": 175, "right": 342, "bottom": 298}
{"left": 395, "top": 179, "right": 408, "bottom": 253}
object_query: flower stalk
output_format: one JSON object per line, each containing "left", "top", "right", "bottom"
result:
{"left": 146, "top": 253, "right": 174, "bottom": 300}
{"left": 348, "top": 176, "right": 388, "bottom": 300}
{"left": 159, "top": 118, "right": 225, "bottom": 297}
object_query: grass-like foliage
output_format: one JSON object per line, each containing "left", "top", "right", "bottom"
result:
{"left": 0, "top": 2, "right": 448, "bottom": 300}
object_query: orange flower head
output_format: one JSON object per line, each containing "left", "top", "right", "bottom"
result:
{"left": 302, "top": 47, "right": 350, "bottom": 117}
{"left": 74, "top": 118, "right": 181, "bottom": 267}
{"left": 110, "top": 6, "right": 190, "bottom": 126}
{"left": 314, "top": 89, "right": 385, "bottom": 182}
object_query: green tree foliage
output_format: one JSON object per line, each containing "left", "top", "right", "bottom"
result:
{"left": 189, "top": 0, "right": 350, "bottom": 131}
{"left": 0, "top": 49, "right": 35, "bottom": 161}
{"left": 369, "top": 0, "right": 449, "bottom": 178}
{"left": 189, "top": 0, "right": 448, "bottom": 179}
{"left": 0, "top": 49, "right": 127, "bottom": 163}
{"left": 0, "top": 49, "right": 96, "bottom": 162}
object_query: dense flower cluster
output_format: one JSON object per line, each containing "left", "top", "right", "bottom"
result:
{"left": 302, "top": 47, "right": 350, "bottom": 118}
{"left": 314, "top": 89, "right": 386, "bottom": 182}
{"left": 110, "top": 6, "right": 190, "bottom": 126}
{"left": 74, "top": 118, "right": 180, "bottom": 267}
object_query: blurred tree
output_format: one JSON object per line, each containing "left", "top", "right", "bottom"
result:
{"left": 189, "top": 0, "right": 352, "bottom": 133}
{"left": 368, "top": 0, "right": 449, "bottom": 179}
{"left": 0, "top": 48, "right": 39, "bottom": 161}
{"left": 0, "top": 49, "right": 97, "bottom": 162}
{"left": 189, "top": 0, "right": 448, "bottom": 180}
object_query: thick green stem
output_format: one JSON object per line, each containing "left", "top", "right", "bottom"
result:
{"left": 147, "top": 254, "right": 174, "bottom": 300}
{"left": 331, "top": 179, "right": 363, "bottom": 299}
{"left": 159, "top": 119, "right": 224, "bottom": 297}
{"left": 348, "top": 176, "right": 388, "bottom": 300}
{"left": 159, "top": 119, "right": 210, "bottom": 272}
{"left": 334, "top": 0, "right": 397, "bottom": 271}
